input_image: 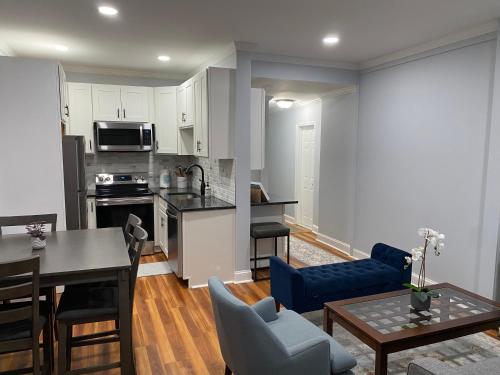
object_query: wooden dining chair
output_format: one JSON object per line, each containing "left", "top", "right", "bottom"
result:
{"left": 0, "top": 214, "right": 57, "bottom": 235}
{"left": 56, "top": 225, "right": 148, "bottom": 374}
{"left": 124, "top": 213, "right": 142, "bottom": 246}
{"left": 0, "top": 256, "right": 53, "bottom": 375}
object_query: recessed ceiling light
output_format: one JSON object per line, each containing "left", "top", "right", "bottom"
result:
{"left": 54, "top": 44, "right": 68, "bottom": 52}
{"left": 98, "top": 6, "right": 118, "bottom": 16}
{"left": 275, "top": 99, "right": 294, "bottom": 109}
{"left": 323, "top": 36, "right": 340, "bottom": 46}
{"left": 158, "top": 55, "right": 171, "bottom": 62}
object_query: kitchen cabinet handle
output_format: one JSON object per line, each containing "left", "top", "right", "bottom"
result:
{"left": 123, "top": 109, "right": 126, "bottom": 119}
{"left": 160, "top": 217, "right": 164, "bottom": 227}
{"left": 182, "top": 112, "right": 186, "bottom": 122}
{"left": 91, "top": 201, "right": 94, "bottom": 212}
{"left": 89, "top": 140, "right": 92, "bottom": 151}
{"left": 117, "top": 108, "right": 120, "bottom": 119}
{"left": 156, "top": 140, "right": 159, "bottom": 150}
{"left": 65, "top": 105, "right": 70, "bottom": 117}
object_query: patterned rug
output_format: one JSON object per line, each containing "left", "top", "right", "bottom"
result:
{"left": 289, "top": 236, "right": 500, "bottom": 374}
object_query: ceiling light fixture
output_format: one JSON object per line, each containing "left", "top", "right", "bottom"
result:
{"left": 323, "top": 35, "right": 340, "bottom": 46}
{"left": 98, "top": 6, "right": 119, "bottom": 16}
{"left": 54, "top": 44, "right": 68, "bottom": 52}
{"left": 158, "top": 55, "right": 171, "bottom": 62}
{"left": 275, "top": 99, "right": 295, "bottom": 109}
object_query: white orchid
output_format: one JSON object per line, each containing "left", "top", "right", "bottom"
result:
{"left": 407, "top": 227, "right": 446, "bottom": 291}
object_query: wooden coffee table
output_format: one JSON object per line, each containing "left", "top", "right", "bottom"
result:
{"left": 323, "top": 283, "right": 500, "bottom": 375}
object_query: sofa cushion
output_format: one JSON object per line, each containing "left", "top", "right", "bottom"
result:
{"left": 298, "top": 259, "right": 401, "bottom": 297}
{"left": 267, "top": 310, "right": 356, "bottom": 374}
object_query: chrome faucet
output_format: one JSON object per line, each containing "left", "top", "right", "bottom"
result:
{"left": 185, "top": 164, "right": 206, "bottom": 196}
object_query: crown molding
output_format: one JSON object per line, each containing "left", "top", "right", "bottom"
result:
{"left": 62, "top": 63, "right": 188, "bottom": 80}
{"left": 320, "top": 85, "right": 357, "bottom": 99}
{"left": 188, "top": 43, "right": 237, "bottom": 77}
{"left": 249, "top": 51, "right": 360, "bottom": 71}
{"left": 361, "top": 20, "right": 499, "bottom": 70}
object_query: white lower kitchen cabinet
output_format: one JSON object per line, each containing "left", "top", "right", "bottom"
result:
{"left": 87, "top": 198, "right": 96, "bottom": 229}
{"left": 182, "top": 209, "right": 235, "bottom": 287}
{"left": 67, "top": 82, "right": 94, "bottom": 153}
{"left": 157, "top": 197, "right": 168, "bottom": 255}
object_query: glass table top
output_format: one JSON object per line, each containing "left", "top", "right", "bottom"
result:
{"left": 344, "top": 288, "right": 500, "bottom": 334}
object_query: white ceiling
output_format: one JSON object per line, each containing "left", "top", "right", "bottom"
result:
{"left": 1, "top": 0, "right": 499, "bottom": 77}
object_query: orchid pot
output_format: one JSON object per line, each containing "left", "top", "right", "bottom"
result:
{"left": 26, "top": 222, "right": 47, "bottom": 251}
{"left": 404, "top": 228, "right": 445, "bottom": 312}
{"left": 31, "top": 236, "right": 47, "bottom": 250}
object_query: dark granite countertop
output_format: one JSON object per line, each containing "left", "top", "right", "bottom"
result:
{"left": 251, "top": 196, "right": 298, "bottom": 206}
{"left": 157, "top": 188, "right": 236, "bottom": 212}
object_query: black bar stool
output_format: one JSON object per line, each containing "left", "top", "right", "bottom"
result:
{"left": 250, "top": 222, "right": 291, "bottom": 281}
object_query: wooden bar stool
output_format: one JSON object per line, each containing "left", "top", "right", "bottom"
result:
{"left": 250, "top": 222, "right": 291, "bottom": 281}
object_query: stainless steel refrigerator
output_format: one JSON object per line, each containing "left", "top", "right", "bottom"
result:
{"left": 62, "top": 135, "right": 88, "bottom": 230}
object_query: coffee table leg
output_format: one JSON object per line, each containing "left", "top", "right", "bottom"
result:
{"left": 375, "top": 347, "right": 388, "bottom": 375}
{"left": 323, "top": 308, "right": 333, "bottom": 335}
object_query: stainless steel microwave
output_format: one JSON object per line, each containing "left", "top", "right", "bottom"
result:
{"left": 94, "top": 122, "right": 153, "bottom": 152}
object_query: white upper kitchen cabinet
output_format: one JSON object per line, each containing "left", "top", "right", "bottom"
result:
{"left": 120, "top": 86, "right": 149, "bottom": 122}
{"left": 92, "top": 84, "right": 122, "bottom": 121}
{"left": 193, "top": 71, "right": 208, "bottom": 157}
{"left": 154, "top": 86, "right": 178, "bottom": 154}
{"left": 67, "top": 82, "right": 94, "bottom": 154}
{"left": 177, "top": 79, "right": 195, "bottom": 128}
{"left": 251, "top": 88, "right": 266, "bottom": 170}
{"left": 58, "top": 64, "right": 70, "bottom": 125}
{"left": 91, "top": 84, "right": 151, "bottom": 122}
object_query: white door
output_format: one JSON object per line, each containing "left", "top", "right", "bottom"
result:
{"left": 154, "top": 87, "right": 178, "bottom": 154}
{"left": 194, "top": 71, "right": 208, "bottom": 157}
{"left": 120, "top": 86, "right": 149, "bottom": 122}
{"left": 92, "top": 84, "right": 121, "bottom": 121}
{"left": 298, "top": 126, "right": 315, "bottom": 228}
{"left": 67, "top": 83, "right": 94, "bottom": 153}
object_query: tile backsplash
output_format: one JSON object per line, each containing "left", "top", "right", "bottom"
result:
{"left": 85, "top": 153, "right": 235, "bottom": 204}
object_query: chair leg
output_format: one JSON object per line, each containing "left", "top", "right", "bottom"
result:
{"left": 254, "top": 238, "right": 258, "bottom": 281}
{"left": 57, "top": 321, "right": 68, "bottom": 375}
{"left": 42, "top": 319, "right": 54, "bottom": 375}
{"left": 66, "top": 325, "right": 72, "bottom": 371}
{"left": 274, "top": 237, "right": 277, "bottom": 257}
{"left": 287, "top": 235, "right": 290, "bottom": 264}
{"left": 33, "top": 333, "right": 41, "bottom": 375}
{"left": 225, "top": 364, "right": 232, "bottom": 375}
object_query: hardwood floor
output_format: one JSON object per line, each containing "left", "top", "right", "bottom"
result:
{"left": 2, "top": 231, "right": 498, "bottom": 374}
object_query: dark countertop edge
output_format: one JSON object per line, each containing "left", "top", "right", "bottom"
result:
{"left": 166, "top": 204, "right": 236, "bottom": 212}
{"left": 157, "top": 188, "right": 236, "bottom": 212}
{"left": 251, "top": 199, "right": 298, "bottom": 206}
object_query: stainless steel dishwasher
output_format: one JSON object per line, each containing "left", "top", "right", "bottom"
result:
{"left": 166, "top": 203, "right": 183, "bottom": 277}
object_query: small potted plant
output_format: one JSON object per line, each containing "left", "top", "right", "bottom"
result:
{"left": 26, "top": 222, "right": 47, "bottom": 250}
{"left": 404, "top": 228, "right": 445, "bottom": 311}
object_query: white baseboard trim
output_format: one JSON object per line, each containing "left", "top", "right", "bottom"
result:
{"left": 284, "top": 214, "right": 296, "bottom": 224}
{"left": 233, "top": 270, "right": 253, "bottom": 284}
{"left": 352, "top": 248, "right": 370, "bottom": 259}
{"left": 316, "top": 232, "right": 351, "bottom": 256}
{"left": 312, "top": 225, "right": 319, "bottom": 234}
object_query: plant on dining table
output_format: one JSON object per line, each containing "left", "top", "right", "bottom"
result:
{"left": 26, "top": 222, "right": 47, "bottom": 250}
{"left": 403, "top": 228, "right": 445, "bottom": 306}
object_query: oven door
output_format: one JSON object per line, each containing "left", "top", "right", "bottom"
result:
{"left": 95, "top": 196, "right": 155, "bottom": 253}
{"left": 95, "top": 122, "right": 153, "bottom": 152}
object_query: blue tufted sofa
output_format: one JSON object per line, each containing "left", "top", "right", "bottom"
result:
{"left": 270, "top": 243, "right": 412, "bottom": 313}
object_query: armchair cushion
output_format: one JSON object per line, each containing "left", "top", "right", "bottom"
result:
{"left": 267, "top": 309, "right": 357, "bottom": 374}
{"left": 252, "top": 297, "right": 278, "bottom": 322}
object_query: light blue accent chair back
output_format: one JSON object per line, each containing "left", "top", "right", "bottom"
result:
{"left": 208, "top": 276, "right": 357, "bottom": 375}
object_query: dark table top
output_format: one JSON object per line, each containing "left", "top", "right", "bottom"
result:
{"left": 158, "top": 188, "right": 236, "bottom": 212}
{"left": 0, "top": 228, "right": 130, "bottom": 277}
{"left": 251, "top": 196, "right": 298, "bottom": 206}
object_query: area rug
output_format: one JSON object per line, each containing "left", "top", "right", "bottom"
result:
{"left": 302, "top": 310, "right": 500, "bottom": 375}
{"left": 137, "top": 261, "right": 172, "bottom": 277}
{"left": 289, "top": 236, "right": 345, "bottom": 266}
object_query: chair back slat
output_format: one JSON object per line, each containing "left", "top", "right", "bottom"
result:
{"left": 0, "top": 305, "right": 32, "bottom": 324}
{"left": 0, "top": 256, "right": 39, "bottom": 334}
{"left": 0, "top": 214, "right": 57, "bottom": 235}
{"left": 128, "top": 225, "right": 147, "bottom": 307}
{"left": 124, "top": 214, "right": 142, "bottom": 246}
{"left": 0, "top": 282, "right": 33, "bottom": 300}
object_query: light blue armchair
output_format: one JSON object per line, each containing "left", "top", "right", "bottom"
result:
{"left": 208, "top": 277, "right": 356, "bottom": 375}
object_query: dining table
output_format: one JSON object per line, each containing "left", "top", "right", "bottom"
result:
{"left": 0, "top": 227, "right": 134, "bottom": 375}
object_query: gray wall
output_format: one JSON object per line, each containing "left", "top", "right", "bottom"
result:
{"left": 318, "top": 91, "right": 358, "bottom": 246}
{"left": 355, "top": 40, "right": 496, "bottom": 292}
{"left": 66, "top": 71, "right": 182, "bottom": 86}
{"left": 264, "top": 100, "right": 322, "bottom": 221}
